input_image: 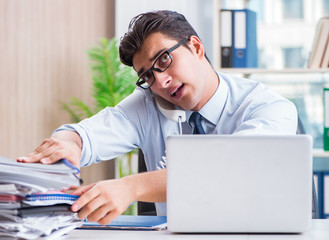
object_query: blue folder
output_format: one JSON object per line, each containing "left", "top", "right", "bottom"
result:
{"left": 232, "top": 9, "right": 258, "bottom": 68}
{"left": 79, "top": 215, "right": 167, "bottom": 231}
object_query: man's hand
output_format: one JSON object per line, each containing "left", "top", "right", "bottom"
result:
{"left": 17, "top": 130, "right": 82, "bottom": 168}
{"left": 71, "top": 169, "right": 167, "bottom": 225}
{"left": 71, "top": 178, "right": 135, "bottom": 225}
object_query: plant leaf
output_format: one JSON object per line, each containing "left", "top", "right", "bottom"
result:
{"left": 62, "top": 37, "right": 137, "bottom": 122}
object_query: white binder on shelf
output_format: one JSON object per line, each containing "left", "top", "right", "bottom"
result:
{"left": 220, "top": 10, "right": 233, "bottom": 68}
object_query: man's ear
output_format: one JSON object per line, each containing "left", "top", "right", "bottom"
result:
{"left": 188, "top": 36, "right": 205, "bottom": 59}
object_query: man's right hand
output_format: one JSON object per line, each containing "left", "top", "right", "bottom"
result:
{"left": 17, "top": 130, "right": 82, "bottom": 168}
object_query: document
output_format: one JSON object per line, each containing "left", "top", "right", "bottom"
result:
{"left": 0, "top": 156, "right": 83, "bottom": 239}
{"left": 0, "top": 156, "right": 81, "bottom": 192}
{"left": 0, "top": 156, "right": 79, "bottom": 174}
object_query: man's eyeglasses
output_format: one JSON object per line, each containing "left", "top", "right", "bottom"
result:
{"left": 136, "top": 37, "right": 190, "bottom": 89}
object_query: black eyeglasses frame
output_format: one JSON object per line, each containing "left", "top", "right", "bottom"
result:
{"left": 136, "top": 37, "right": 190, "bottom": 89}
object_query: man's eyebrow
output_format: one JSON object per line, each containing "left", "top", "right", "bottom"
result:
{"left": 137, "top": 48, "right": 166, "bottom": 76}
{"left": 150, "top": 48, "right": 166, "bottom": 62}
{"left": 137, "top": 67, "right": 145, "bottom": 76}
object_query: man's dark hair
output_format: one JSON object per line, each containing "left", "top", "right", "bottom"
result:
{"left": 119, "top": 10, "right": 205, "bottom": 67}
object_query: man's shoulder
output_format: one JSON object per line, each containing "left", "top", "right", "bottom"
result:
{"left": 219, "top": 72, "right": 260, "bottom": 88}
{"left": 118, "top": 87, "right": 155, "bottom": 108}
{"left": 219, "top": 72, "right": 290, "bottom": 106}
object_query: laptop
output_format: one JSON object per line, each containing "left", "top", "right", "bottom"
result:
{"left": 166, "top": 135, "right": 313, "bottom": 233}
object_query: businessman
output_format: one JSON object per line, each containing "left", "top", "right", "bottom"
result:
{"left": 18, "top": 10, "right": 297, "bottom": 225}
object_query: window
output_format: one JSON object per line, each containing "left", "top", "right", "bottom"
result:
{"left": 282, "top": 47, "right": 305, "bottom": 68}
{"left": 282, "top": 0, "right": 304, "bottom": 19}
{"left": 248, "top": 0, "right": 264, "bottom": 22}
{"left": 323, "top": 0, "right": 329, "bottom": 16}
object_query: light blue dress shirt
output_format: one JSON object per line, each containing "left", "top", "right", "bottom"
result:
{"left": 56, "top": 72, "right": 298, "bottom": 216}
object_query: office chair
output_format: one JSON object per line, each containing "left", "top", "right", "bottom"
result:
{"left": 297, "top": 117, "right": 319, "bottom": 219}
{"left": 137, "top": 150, "right": 157, "bottom": 216}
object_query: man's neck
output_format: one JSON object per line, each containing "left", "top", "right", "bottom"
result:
{"left": 192, "top": 64, "right": 219, "bottom": 111}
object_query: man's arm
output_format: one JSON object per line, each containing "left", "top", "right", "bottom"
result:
{"left": 17, "top": 130, "right": 82, "bottom": 168}
{"left": 71, "top": 169, "right": 166, "bottom": 225}
{"left": 125, "top": 168, "right": 167, "bottom": 202}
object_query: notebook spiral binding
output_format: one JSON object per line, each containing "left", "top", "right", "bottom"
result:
{"left": 25, "top": 193, "right": 79, "bottom": 202}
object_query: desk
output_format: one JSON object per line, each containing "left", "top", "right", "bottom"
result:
{"left": 313, "top": 150, "right": 329, "bottom": 218}
{"left": 68, "top": 220, "right": 329, "bottom": 240}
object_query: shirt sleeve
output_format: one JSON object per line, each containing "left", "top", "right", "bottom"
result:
{"left": 54, "top": 89, "right": 150, "bottom": 167}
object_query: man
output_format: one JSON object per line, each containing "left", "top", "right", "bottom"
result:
{"left": 17, "top": 10, "right": 297, "bottom": 225}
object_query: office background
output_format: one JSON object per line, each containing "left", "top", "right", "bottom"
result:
{"left": 0, "top": 0, "right": 115, "bottom": 184}
{"left": 0, "top": 0, "right": 329, "bottom": 214}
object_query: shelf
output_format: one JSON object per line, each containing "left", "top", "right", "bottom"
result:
{"left": 218, "top": 68, "right": 329, "bottom": 75}
{"left": 313, "top": 149, "right": 329, "bottom": 158}
{"left": 217, "top": 68, "right": 329, "bottom": 85}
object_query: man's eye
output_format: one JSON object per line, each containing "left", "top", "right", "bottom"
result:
{"left": 143, "top": 72, "right": 153, "bottom": 82}
{"left": 158, "top": 53, "right": 170, "bottom": 67}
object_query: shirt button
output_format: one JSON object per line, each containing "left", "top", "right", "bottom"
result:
{"left": 171, "top": 131, "right": 179, "bottom": 135}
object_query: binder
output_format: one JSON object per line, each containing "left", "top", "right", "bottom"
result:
{"left": 308, "top": 17, "right": 329, "bottom": 68}
{"left": 18, "top": 204, "right": 72, "bottom": 217}
{"left": 220, "top": 10, "right": 233, "bottom": 67}
{"left": 320, "top": 39, "right": 329, "bottom": 68}
{"left": 324, "top": 88, "right": 329, "bottom": 150}
{"left": 232, "top": 9, "right": 258, "bottom": 68}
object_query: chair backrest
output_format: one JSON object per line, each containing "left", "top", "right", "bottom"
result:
{"left": 137, "top": 149, "right": 157, "bottom": 216}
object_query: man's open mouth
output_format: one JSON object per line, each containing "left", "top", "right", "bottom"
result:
{"left": 171, "top": 84, "right": 184, "bottom": 97}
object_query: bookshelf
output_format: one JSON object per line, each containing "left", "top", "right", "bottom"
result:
{"left": 213, "top": 1, "right": 329, "bottom": 219}
{"left": 212, "top": 0, "right": 329, "bottom": 151}
{"left": 212, "top": 0, "right": 328, "bottom": 72}
{"left": 220, "top": 68, "right": 329, "bottom": 74}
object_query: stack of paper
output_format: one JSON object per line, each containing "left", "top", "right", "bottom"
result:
{"left": 0, "top": 156, "right": 83, "bottom": 239}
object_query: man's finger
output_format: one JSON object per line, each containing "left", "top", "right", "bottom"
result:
{"left": 71, "top": 183, "right": 95, "bottom": 196}
{"left": 39, "top": 150, "right": 67, "bottom": 164}
{"left": 71, "top": 185, "right": 98, "bottom": 212}
{"left": 76, "top": 195, "right": 104, "bottom": 220}
{"left": 98, "top": 210, "right": 121, "bottom": 226}
{"left": 33, "top": 138, "right": 54, "bottom": 154}
{"left": 17, "top": 139, "right": 54, "bottom": 163}
{"left": 82, "top": 201, "right": 112, "bottom": 222}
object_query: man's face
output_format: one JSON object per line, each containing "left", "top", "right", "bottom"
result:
{"left": 132, "top": 32, "right": 209, "bottom": 111}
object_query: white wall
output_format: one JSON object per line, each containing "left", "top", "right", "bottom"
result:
{"left": 115, "top": 0, "right": 214, "bottom": 62}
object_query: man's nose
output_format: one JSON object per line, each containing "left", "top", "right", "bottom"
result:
{"left": 153, "top": 71, "right": 171, "bottom": 88}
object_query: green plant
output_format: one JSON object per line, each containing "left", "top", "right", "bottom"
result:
{"left": 62, "top": 37, "right": 138, "bottom": 215}
{"left": 62, "top": 38, "right": 136, "bottom": 120}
